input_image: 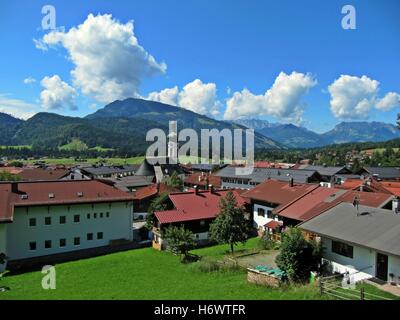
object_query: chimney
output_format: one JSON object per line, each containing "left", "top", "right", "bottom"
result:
{"left": 194, "top": 185, "right": 198, "bottom": 195}
{"left": 209, "top": 184, "right": 214, "bottom": 193}
{"left": 289, "top": 177, "right": 294, "bottom": 187}
{"left": 393, "top": 197, "right": 400, "bottom": 214}
{"left": 11, "top": 182, "right": 19, "bottom": 193}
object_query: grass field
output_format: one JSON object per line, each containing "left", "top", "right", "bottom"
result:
{"left": 22, "top": 156, "right": 146, "bottom": 166}
{"left": 1, "top": 239, "right": 326, "bottom": 300}
{"left": 0, "top": 239, "right": 397, "bottom": 300}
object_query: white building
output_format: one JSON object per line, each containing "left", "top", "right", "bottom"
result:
{"left": 0, "top": 180, "right": 134, "bottom": 272}
{"left": 300, "top": 202, "right": 400, "bottom": 283}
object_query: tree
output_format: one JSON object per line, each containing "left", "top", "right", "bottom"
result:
{"left": 165, "top": 171, "right": 183, "bottom": 190}
{"left": 163, "top": 225, "right": 196, "bottom": 261}
{"left": 0, "top": 171, "right": 21, "bottom": 182}
{"left": 209, "top": 191, "right": 250, "bottom": 253}
{"left": 0, "top": 253, "right": 10, "bottom": 292}
{"left": 145, "top": 192, "right": 169, "bottom": 230}
{"left": 275, "top": 228, "right": 322, "bottom": 282}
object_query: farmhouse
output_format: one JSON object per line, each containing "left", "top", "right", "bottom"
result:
{"left": 152, "top": 187, "right": 247, "bottom": 250}
{"left": 242, "top": 179, "right": 317, "bottom": 236}
{"left": 0, "top": 180, "right": 135, "bottom": 271}
{"left": 299, "top": 202, "right": 400, "bottom": 283}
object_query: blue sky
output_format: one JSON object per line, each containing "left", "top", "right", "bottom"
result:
{"left": 0, "top": 0, "right": 399, "bottom": 132}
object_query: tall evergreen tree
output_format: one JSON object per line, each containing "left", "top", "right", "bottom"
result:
{"left": 209, "top": 191, "right": 250, "bottom": 253}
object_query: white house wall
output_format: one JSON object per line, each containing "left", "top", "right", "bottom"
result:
{"left": 0, "top": 224, "right": 7, "bottom": 272}
{"left": 321, "top": 237, "right": 400, "bottom": 283}
{"left": 253, "top": 203, "right": 280, "bottom": 229}
{"left": 6, "top": 202, "right": 133, "bottom": 261}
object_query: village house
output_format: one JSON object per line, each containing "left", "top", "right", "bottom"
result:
{"left": 152, "top": 187, "right": 248, "bottom": 250}
{"left": 0, "top": 180, "right": 135, "bottom": 272}
{"left": 358, "top": 166, "right": 400, "bottom": 181}
{"left": 297, "top": 165, "right": 352, "bottom": 183}
{"left": 299, "top": 202, "right": 400, "bottom": 284}
{"left": 242, "top": 179, "right": 318, "bottom": 237}
{"left": 214, "top": 165, "right": 321, "bottom": 190}
{"left": 80, "top": 165, "right": 139, "bottom": 179}
{"left": 183, "top": 172, "right": 221, "bottom": 190}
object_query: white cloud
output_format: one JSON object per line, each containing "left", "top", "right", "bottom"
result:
{"left": 0, "top": 94, "right": 38, "bottom": 119}
{"left": 23, "top": 77, "right": 36, "bottom": 85}
{"left": 40, "top": 75, "right": 78, "bottom": 111}
{"left": 328, "top": 75, "right": 378, "bottom": 119}
{"left": 376, "top": 92, "right": 400, "bottom": 111}
{"left": 223, "top": 71, "right": 316, "bottom": 124}
{"left": 147, "top": 86, "right": 179, "bottom": 106}
{"left": 328, "top": 75, "right": 400, "bottom": 119}
{"left": 37, "top": 13, "right": 166, "bottom": 103}
{"left": 147, "top": 79, "right": 221, "bottom": 117}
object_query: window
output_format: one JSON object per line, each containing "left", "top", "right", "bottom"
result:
{"left": 87, "top": 213, "right": 90, "bottom": 219}
{"left": 44, "top": 240, "right": 52, "bottom": 249}
{"left": 59, "top": 239, "right": 66, "bottom": 247}
{"left": 257, "top": 208, "right": 265, "bottom": 217}
{"left": 29, "top": 241, "right": 36, "bottom": 251}
{"left": 97, "top": 232, "right": 103, "bottom": 240}
{"left": 73, "top": 215, "right": 80, "bottom": 223}
{"left": 200, "top": 220, "right": 206, "bottom": 226}
{"left": 59, "top": 216, "right": 66, "bottom": 224}
{"left": 106, "top": 212, "right": 110, "bottom": 218}
{"left": 74, "top": 237, "right": 80, "bottom": 246}
{"left": 100, "top": 212, "right": 103, "bottom": 218}
{"left": 267, "top": 210, "right": 273, "bottom": 219}
{"left": 94, "top": 213, "right": 97, "bottom": 219}
{"left": 29, "top": 218, "right": 36, "bottom": 227}
{"left": 87, "top": 233, "right": 93, "bottom": 241}
{"left": 45, "top": 217, "right": 51, "bottom": 225}
{"left": 332, "top": 240, "right": 353, "bottom": 258}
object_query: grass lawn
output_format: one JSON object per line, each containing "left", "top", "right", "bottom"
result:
{"left": 1, "top": 239, "right": 326, "bottom": 300}
{"left": 21, "top": 156, "right": 145, "bottom": 166}
{"left": 1, "top": 238, "right": 396, "bottom": 300}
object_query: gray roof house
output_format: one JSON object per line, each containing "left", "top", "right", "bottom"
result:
{"left": 299, "top": 202, "right": 400, "bottom": 283}
{"left": 299, "top": 165, "right": 352, "bottom": 182}
{"left": 214, "top": 166, "right": 321, "bottom": 189}
{"left": 360, "top": 166, "right": 400, "bottom": 180}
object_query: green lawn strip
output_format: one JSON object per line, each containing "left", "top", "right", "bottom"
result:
{"left": 1, "top": 243, "right": 325, "bottom": 300}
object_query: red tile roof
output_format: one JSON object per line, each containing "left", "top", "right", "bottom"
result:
{"left": 264, "top": 220, "right": 282, "bottom": 229}
{"left": 133, "top": 183, "right": 179, "bottom": 200}
{"left": 277, "top": 186, "right": 393, "bottom": 222}
{"left": 184, "top": 173, "right": 221, "bottom": 188}
{"left": 380, "top": 181, "right": 400, "bottom": 197}
{"left": 155, "top": 189, "right": 246, "bottom": 224}
{"left": 18, "top": 168, "right": 70, "bottom": 181}
{"left": 0, "top": 180, "right": 134, "bottom": 222}
{"left": 242, "top": 180, "right": 318, "bottom": 208}
{"left": 337, "top": 179, "right": 364, "bottom": 190}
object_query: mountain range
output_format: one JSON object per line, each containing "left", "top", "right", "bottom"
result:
{"left": 0, "top": 98, "right": 399, "bottom": 154}
{"left": 233, "top": 119, "right": 400, "bottom": 148}
{"left": 0, "top": 98, "right": 281, "bottom": 154}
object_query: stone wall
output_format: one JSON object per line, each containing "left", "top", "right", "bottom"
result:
{"left": 247, "top": 269, "right": 281, "bottom": 288}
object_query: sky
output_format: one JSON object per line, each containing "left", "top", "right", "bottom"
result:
{"left": 0, "top": 0, "right": 399, "bottom": 132}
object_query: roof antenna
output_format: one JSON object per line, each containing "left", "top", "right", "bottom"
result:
{"left": 353, "top": 195, "right": 360, "bottom": 216}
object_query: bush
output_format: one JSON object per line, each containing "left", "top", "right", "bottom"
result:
{"left": 258, "top": 233, "right": 275, "bottom": 250}
{"left": 189, "top": 257, "right": 241, "bottom": 273}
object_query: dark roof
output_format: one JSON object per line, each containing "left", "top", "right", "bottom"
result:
{"left": 135, "top": 160, "right": 155, "bottom": 176}
{"left": 80, "top": 165, "right": 138, "bottom": 176}
{"left": 106, "top": 175, "right": 153, "bottom": 192}
{"left": 299, "top": 203, "right": 400, "bottom": 257}
{"left": 363, "top": 167, "right": 400, "bottom": 179}
{"left": 0, "top": 180, "right": 134, "bottom": 222}
{"left": 214, "top": 166, "right": 320, "bottom": 184}
{"left": 301, "top": 165, "right": 351, "bottom": 177}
